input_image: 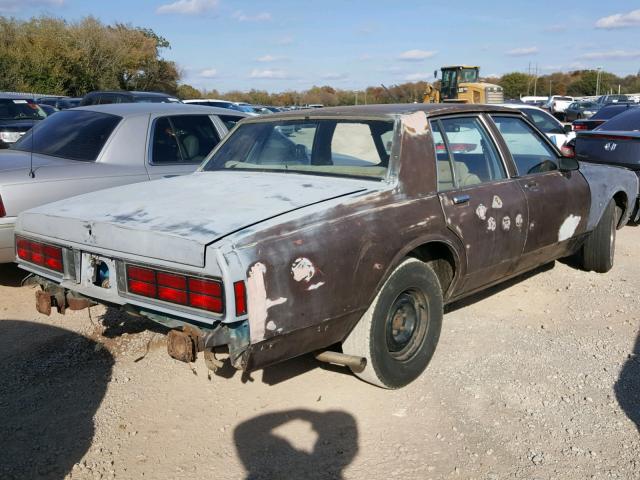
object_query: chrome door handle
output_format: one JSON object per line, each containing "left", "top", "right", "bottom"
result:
{"left": 524, "top": 180, "right": 538, "bottom": 189}
{"left": 452, "top": 194, "right": 470, "bottom": 205}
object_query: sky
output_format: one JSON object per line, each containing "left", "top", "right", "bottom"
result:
{"left": 3, "top": 0, "right": 640, "bottom": 93}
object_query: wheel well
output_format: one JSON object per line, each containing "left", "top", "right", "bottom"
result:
{"left": 406, "top": 242, "right": 456, "bottom": 295}
{"left": 613, "top": 191, "right": 628, "bottom": 228}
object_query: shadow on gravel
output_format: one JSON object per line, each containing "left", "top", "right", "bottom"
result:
{"left": 446, "top": 261, "right": 556, "bottom": 313}
{"left": 99, "top": 306, "right": 169, "bottom": 338}
{"left": 0, "top": 320, "right": 114, "bottom": 480}
{"left": 234, "top": 409, "right": 358, "bottom": 480}
{"left": 615, "top": 331, "right": 640, "bottom": 432}
{"left": 0, "top": 263, "right": 28, "bottom": 287}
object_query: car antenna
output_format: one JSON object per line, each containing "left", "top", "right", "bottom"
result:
{"left": 28, "top": 112, "right": 36, "bottom": 178}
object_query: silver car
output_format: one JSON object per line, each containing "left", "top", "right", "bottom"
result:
{"left": 0, "top": 103, "right": 247, "bottom": 262}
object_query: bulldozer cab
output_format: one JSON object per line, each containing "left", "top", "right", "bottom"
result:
{"left": 440, "top": 66, "right": 480, "bottom": 101}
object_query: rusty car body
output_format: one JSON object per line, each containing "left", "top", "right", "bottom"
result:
{"left": 15, "top": 104, "right": 638, "bottom": 388}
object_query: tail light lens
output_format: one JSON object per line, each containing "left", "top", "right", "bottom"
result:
{"left": 16, "top": 236, "right": 63, "bottom": 273}
{"left": 234, "top": 281, "right": 247, "bottom": 316}
{"left": 126, "top": 264, "right": 224, "bottom": 314}
{"left": 0, "top": 195, "right": 5, "bottom": 217}
{"left": 573, "top": 123, "right": 587, "bottom": 131}
{"left": 560, "top": 144, "right": 575, "bottom": 158}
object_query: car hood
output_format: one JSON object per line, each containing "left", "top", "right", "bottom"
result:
{"left": 17, "top": 171, "right": 372, "bottom": 267}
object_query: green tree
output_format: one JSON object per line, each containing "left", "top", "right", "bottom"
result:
{"left": 498, "top": 72, "right": 531, "bottom": 99}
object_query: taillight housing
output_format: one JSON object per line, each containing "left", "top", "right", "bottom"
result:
{"left": 573, "top": 123, "right": 587, "bottom": 131}
{"left": 126, "top": 264, "right": 224, "bottom": 314}
{"left": 0, "top": 195, "right": 5, "bottom": 217}
{"left": 15, "top": 236, "right": 64, "bottom": 273}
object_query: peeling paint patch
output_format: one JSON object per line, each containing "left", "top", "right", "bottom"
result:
{"left": 247, "top": 262, "right": 287, "bottom": 342}
{"left": 307, "top": 282, "right": 325, "bottom": 291}
{"left": 487, "top": 217, "right": 496, "bottom": 231}
{"left": 266, "top": 321, "right": 277, "bottom": 331}
{"left": 492, "top": 195, "right": 503, "bottom": 209}
{"left": 291, "top": 257, "right": 315, "bottom": 282}
{"left": 373, "top": 263, "right": 383, "bottom": 270}
{"left": 515, "top": 213, "right": 523, "bottom": 228}
{"left": 530, "top": 221, "right": 535, "bottom": 230}
{"left": 476, "top": 204, "right": 487, "bottom": 220}
{"left": 502, "top": 216, "right": 511, "bottom": 231}
{"left": 558, "top": 215, "right": 581, "bottom": 241}
{"left": 402, "top": 111, "right": 428, "bottom": 136}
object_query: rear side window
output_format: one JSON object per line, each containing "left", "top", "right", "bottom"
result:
{"left": 491, "top": 115, "right": 558, "bottom": 175}
{"left": 597, "top": 109, "right": 640, "bottom": 131}
{"left": 431, "top": 116, "right": 505, "bottom": 191}
{"left": 12, "top": 110, "right": 120, "bottom": 161}
{"left": 219, "top": 114, "right": 244, "bottom": 130}
{"left": 151, "top": 115, "right": 220, "bottom": 164}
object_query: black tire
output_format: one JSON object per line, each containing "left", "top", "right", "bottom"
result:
{"left": 582, "top": 199, "right": 620, "bottom": 273}
{"left": 342, "top": 258, "right": 443, "bottom": 389}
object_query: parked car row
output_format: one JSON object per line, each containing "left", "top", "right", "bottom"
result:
{"left": 8, "top": 102, "right": 639, "bottom": 390}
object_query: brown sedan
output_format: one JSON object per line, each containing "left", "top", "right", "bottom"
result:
{"left": 15, "top": 104, "right": 638, "bottom": 388}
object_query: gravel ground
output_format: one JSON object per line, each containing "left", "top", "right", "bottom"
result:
{"left": 0, "top": 228, "right": 638, "bottom": 480}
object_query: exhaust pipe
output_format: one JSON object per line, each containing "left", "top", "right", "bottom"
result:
{"left": 315, "top": 351, "right": 366, "bottom": 373}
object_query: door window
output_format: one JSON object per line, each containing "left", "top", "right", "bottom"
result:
{"left": 151, "top": 115, "right": 220, "bottom": 164}
{"left": 432, "top": 116, "right": 506, "bottom": 190}
{"left": 218, "top": 114, "right": 244, "bottom": 130}
{"left": 491, "top": 115, "right": 558, "bottom": 175}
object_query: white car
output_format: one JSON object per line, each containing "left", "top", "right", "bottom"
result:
{"left": 498, "top": 104, "right": 574, "bottom": 148}
{"left": 543, "top": 95, "right": 574, "bottom": 120}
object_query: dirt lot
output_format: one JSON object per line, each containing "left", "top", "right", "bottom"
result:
{"left": 1, "top": 229, "right": 638, "bottom": 480}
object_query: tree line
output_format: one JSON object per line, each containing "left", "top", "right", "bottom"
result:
{"left": 1, "top": 16, "right": 639, "bottom": 104}
{"left": 0, "top": 16, "right": 179, "bottom": 96}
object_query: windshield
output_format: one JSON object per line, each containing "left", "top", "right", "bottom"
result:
{"left": 521, "top": 108, "right": 564, "bottom": 134}
{"left": 12, "top": 110, "right": 121, "bottom": 161}
{"left": 0, "top": 99, "right": 46, "bottom": 120}
{"left": 202, "top": 119, "right": 395, "bottom": 180}
{"left": 459, "top": 68, "right": 479, "bottom": 83}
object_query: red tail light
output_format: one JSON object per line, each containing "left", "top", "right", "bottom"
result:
{"left": 234, "top": 281, "right": 247, "bottom": 316}
{"left": 573, "top": 124, "right": 587, "bottom": 131}
{"left": 126, "top": 264, "right": 224, "bottom": 314}
{"left": 0, "top": 195, "right": 5, "bottom": 217}
{"left": 16, "top": 236, "right": 64, "bottom": 273}
{"left": 560, "top": 144, "right": 575, "bottom": 158}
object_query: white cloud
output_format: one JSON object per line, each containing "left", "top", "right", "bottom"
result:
{"left": 398, "top": 49, "right": 437, "bottom": 61}
{"left": 250, "top": 69, "right": 288, "bottom": 79}
{"left": 506, "top": 46, "right": 539, "bottom": 56}
{"left": 405, "top": 72, "right": 431, "bottom": 81}
{"left": 256, "top": 54, "right": 288, "bottom": 63}
{"left": 578, "top": 50, "right": 640, "bottom": 60}
{"left": 199, "top": 68, "right": 218, "bottom": 78}
{"left": 232, "top": 10, "right": 271, "bottom": 22}
{"left": 156, "top": 0, "right": 218, "bottom": 15}
{"left": 275, "top": 35, "right": 294, "bottom": 46}
{"left": 0, "top": 0, "right": 63, "bottom": 13}
{"left": 321, "top": 73, "right": 348, "bottom": 80}
{"left": 595, "top": 9, "right": 640, "bottom": 29}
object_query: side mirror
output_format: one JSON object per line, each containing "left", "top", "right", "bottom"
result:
{"left": 563, "top": 124, "right": 573, "bottom": 134}
{"left": 559, "top": 154, "right": 579, "bottom": 171}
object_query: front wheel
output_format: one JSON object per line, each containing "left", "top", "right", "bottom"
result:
{"left": 581, "top": 199, "right": 620, "bottom": 273}
{"left": 342, "top": 258, "right": 443, "bottom": 389}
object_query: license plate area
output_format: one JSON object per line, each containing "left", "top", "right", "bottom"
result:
{"left": 81, "top": 253, "right": 117, "bottom": 291}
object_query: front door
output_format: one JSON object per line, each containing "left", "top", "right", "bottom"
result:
{"left": 432, "top": 115, "right": 529, "bottom": 294}
{"left": 489, "top": 114, "right": 591, "bottom": 272}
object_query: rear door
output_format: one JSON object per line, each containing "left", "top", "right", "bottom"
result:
{"left": 146, "top": 114, "right": 222, "bottom": 179}
{"left": 433, "top": 115, "right": 528, "bottom": 294}
{"left": 489, "top": 114, "right": 590, "bottom": 272}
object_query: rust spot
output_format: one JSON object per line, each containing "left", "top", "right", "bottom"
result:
{"left": 35, "top": 290, "right": 52, "bottom": 316}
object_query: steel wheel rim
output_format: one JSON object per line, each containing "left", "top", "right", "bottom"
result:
{"left": 385, "top": 289, "right": 428, "bottom": 361}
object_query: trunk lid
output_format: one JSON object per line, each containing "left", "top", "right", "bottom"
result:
{"left": 18, "top": 171, "right": 372, "bottom": 267}
{"left": 575, "top": 131, "right": 640, "bottom": 170}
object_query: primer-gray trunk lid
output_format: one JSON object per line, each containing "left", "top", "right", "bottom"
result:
{"left": 18, "top": 171, "right": 370, "bottom": 267}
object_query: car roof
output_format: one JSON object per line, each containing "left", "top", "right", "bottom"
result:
{"left": 495, "top": 103, "right": 548, "bottom": 113}
{"left": 84, "top": 90, "right": 176, "bottom": 98}
{"left": 71, "top": 102, "right": 251, "bottom": 117}
{"left": 241, "top": 103, "right": 517, "bottom": 120}
{"left": 183, "top": 99, "right": 232, "bottom": 103}
{"left": 0, "top": 94, "right": 37, "bottom": 100}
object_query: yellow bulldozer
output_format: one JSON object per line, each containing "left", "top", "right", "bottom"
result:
{"left": 423, "top": 65, "right": 504, "bottom": 104}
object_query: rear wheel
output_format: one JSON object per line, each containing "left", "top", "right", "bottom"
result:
{"left": 581, "top": 199, "right": 620, "bottom": 273}
{"left": 342, "top": 258, "right": 443, "bottom": 389}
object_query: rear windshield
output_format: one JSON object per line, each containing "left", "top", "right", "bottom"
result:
{"left": 202, "top": 119, "right": 395, "bottom": 180}
{"left": 0, "top": 99, "right": 46, "bottom": 120}
{"left": 596, "top": 109, "right": 640, "bottom": 131}
{"left": 12, "top": 110, "right": 121, "bottom": 161}
{"left": 592, "top": 105, "right": 636, "bottom": 120}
